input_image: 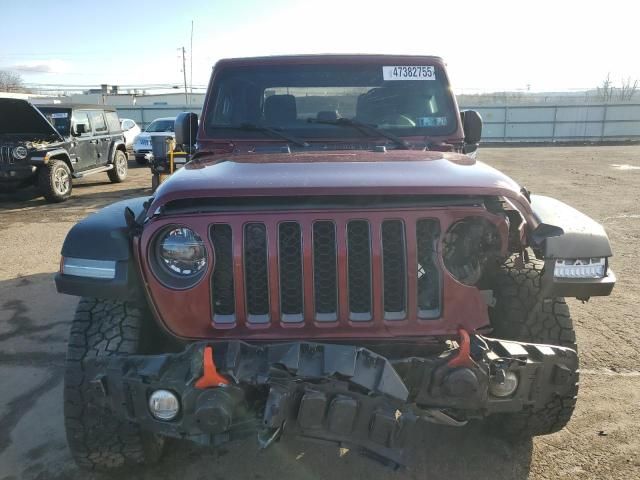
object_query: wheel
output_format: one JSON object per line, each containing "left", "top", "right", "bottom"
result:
{"left": 487, "top": 254, "right": 578, "bottom": 438}
{"left": 64, "top": 298, "right": 164, "bottom": 471}
{"left": 135, "top": 155, "right": 148, "bottom": 165}
{"left": 38, "top": 159, "right": 72, "bottom": 202}
{"left": 108, "top": 150, "right": 128, "bottom": 183}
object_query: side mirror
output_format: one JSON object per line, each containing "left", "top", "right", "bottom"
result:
{"left": 74, "top": 124, "right": 87, "bottom": 136}
{"left": 175, "top": 112, "right": 198, "bottom": 153}
{"left": 460, "top": 110, "right": 482, "bottom": 153}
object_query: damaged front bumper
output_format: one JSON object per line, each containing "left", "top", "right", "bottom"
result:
{"left": 84, "top": 334, "right": 577, "bottom": 467}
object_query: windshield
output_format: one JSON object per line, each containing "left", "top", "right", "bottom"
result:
{"left": 205, "top": 63, "right": 457, "bottom": 141}
{"left": 37, "top": 107, "right": 72, "bottom": 136}
{"left": 145, "top": 119, "right": 175, "bottom": 133}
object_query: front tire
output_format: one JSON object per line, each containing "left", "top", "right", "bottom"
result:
{"left": 487, "top": 255, "right": 579, "bottom": 438}
{"left": 64, "top": 298, "right": 164, "bottom": 471}
{"left": 38, "top": 159, "right": 72, "bottom": 202}
{"left": 108, "top": 150, "right": 128, "bottom": 183}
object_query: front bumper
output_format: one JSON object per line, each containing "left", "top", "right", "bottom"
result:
{"left": 0, "top": 163, "right": 36, "bottom": 186}
{"left": 134, "top": 149, "right": 153, "bottom": 159}
{"left": 83, "top": 336, "right": 577, "bottom": 467}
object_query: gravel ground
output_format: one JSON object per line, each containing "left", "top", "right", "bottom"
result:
{"left": 0, "top": 147, "right": 638, "bottom": 480}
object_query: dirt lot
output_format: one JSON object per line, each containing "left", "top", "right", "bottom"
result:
{"left": 0, "top": 146, "right": 638, "bottom": 480}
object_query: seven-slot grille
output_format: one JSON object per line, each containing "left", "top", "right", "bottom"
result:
{"left": 210, "top": 218, "right": 441, "bottom": 325}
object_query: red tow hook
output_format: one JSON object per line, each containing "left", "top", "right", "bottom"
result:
{"left": 447, "top": 328, "right": 474, "bottom": 368}
{"left": 195, "top": 346, "right": 230, "bottom": 388}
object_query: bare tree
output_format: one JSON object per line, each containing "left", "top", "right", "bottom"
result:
{"left": 619, "top": 77, "right": 638, "bottom": 101}
{"left": 597, "top": 73, "right": 614, "bottom": 102}
{"left": 0, "top": 70, "right": 28, "bottom": 93}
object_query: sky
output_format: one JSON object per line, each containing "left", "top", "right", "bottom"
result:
{"left": 1, "top": 0, "right": 638, "bottom": 92}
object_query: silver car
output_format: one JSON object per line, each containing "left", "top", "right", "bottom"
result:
{"left": 132, "top": 117, "right": 175, "bottom": 165}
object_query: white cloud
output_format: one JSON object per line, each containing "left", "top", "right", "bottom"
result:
{"left": 10, "top": 60, "right": 70, "bottom": 74}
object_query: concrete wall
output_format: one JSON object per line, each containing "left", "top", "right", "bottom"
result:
{"left": 460, "top": 103, "right": 640, "bottom": 141}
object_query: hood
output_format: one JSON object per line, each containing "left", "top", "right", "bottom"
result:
{"left": 0, "top": 98, "right": 64, "bottom": 141}
{"left": 149, "top": 150, "right": 532, "bottom": 216}
{"left": 137, "top": 131, "right": 175, "bottom": 139}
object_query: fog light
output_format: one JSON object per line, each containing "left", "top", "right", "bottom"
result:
{"left": 489, "top": 371, "right": 519, "bottom": 398}
{"left": 554, "top": 258, "right": 605, "bottom": 279}
{"left": 148, "top": 389, "right": 180, "bottom": 421}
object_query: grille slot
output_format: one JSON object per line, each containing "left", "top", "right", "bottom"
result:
{"left": 244, "top": 223, "right": 270, "bottom": 322}
{"left": 347, "top": 220, "right": 372, "bottom": 321}
{"left": 382, "top": 220, "right": 407, "bottom": 319}
{"left": 313, "top": 221, "right": 338, "bottom": 321}
{"left": 0, "top": 146, "right": 14, "bottom": 165}
{"left": 416, "top": 219, "right": 441, "bottom": 317}
{"left": 210, "top": 224, "right": 235, "bottom": 323}
{"left": 278, "top": 222, "right": 303, "bottom": 322}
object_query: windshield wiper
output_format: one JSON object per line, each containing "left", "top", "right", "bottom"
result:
{"left": 307, "top": 118, "right": 412, "bottom": 150}
{"left": 219, "top": 123, "right": 309, "bottom": 148}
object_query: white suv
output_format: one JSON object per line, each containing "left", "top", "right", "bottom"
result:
{"left": 132, "top": 117, "right": 175, "bottom": 165}
{"left": 120, "top": 119, "right": 141, "bottom": 148}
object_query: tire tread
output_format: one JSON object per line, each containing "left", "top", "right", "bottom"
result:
{"left": 64, "top": 298, "right": 163, "bottom": 471}
{"left": 489, "top": 255, "right": 579, "bottom": 438}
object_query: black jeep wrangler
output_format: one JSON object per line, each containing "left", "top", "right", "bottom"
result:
{"left": 0, "top": 98, "right": 128, "bottom": 202}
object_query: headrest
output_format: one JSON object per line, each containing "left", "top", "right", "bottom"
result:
{"left": 265, "top": 95, "right": 297, "bottom": 124}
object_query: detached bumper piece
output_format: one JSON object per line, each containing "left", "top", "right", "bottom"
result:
{"left": 83, "top": 335, "right": 577, "bottom": 468}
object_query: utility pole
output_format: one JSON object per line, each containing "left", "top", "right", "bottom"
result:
{"left": 190, "top": 20, "right": 194, "bottom": 103}
{"left": 181, "top": 46, "right": 188, "bottom": 104}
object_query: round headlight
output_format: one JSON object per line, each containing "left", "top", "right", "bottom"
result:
{"left": 157, "top": 227, "right": 207, "bottom": 277}
{"left": 13, "top": 146, "right": 28, "bottom": 160}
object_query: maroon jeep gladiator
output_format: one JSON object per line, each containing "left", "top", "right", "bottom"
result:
{"left": 56, "top": 55, "right": 615, "bottom": 470}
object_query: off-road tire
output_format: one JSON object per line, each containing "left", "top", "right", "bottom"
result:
{"left": 64, "top": 298, "right": 164, "bottom": 471}
{"left": 487, "top": 254, "right": 579, "bottom": 438}
{"left": 108, "top": 150, "right": 128, "bottom": 183}
{"left": 38, "top": 159, "right": 72, "bottom": 202}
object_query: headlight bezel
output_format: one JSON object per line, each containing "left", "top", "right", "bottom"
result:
{"left": 12, "top": 146, "right": 28, "bottom": 160}
{"left": 442, "top": 216, "right": 503, "bottom": 286}
{"left": 150, "top": 225, "right": 209, "bottom": 289}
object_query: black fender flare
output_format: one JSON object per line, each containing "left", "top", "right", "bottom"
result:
{"left": 529, "top": 194, "right": 615, "bottom": 298}
{"left": 30, "top": 148, "right": 74, "bottom": 172}
{"left": 55, "top": 196, "right": 150, "bottom": 300}
{"left": 108, "top": 140, "right": 127, "bottom": 164}
{"left": 530, "top": 194, "right": 612, "bottom": 258}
